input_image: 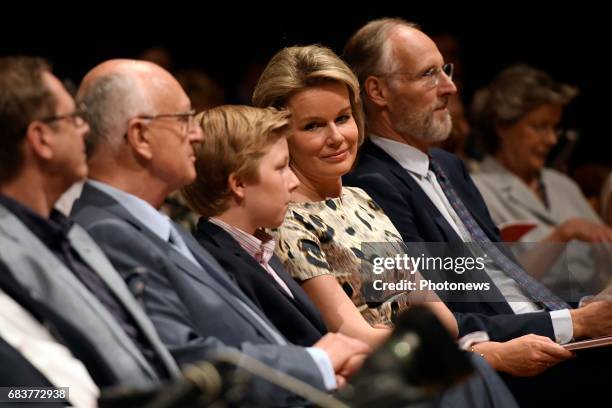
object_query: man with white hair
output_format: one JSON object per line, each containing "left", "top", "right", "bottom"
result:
{"left": 72, "top": 59, "right": 371, "bottom": 406}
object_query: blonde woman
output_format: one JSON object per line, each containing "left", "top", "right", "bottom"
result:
{"left": 253, "top": 45, "right": 458, "bottom": 348}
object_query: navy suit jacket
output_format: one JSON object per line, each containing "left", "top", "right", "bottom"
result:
{"left": 71, "top": 182, "right": 326, "bottom": 404}
{"left": 344, "top": 140, "right": 554, "bottom": 341}
{"left": 194, "top": 218, "right": 327, "bottom": 347}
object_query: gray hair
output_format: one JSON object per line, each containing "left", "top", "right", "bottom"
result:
{"left": 342, "top": 18, "right": 420, "bottom": 99}
{"left": 471, "top": 64, "right": 578, "bottom": 154}
{"left": 78, "top": 73, "right": 153, "bottom": 154}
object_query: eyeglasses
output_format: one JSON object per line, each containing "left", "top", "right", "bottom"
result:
{"left": 136, "top": 109, "right": 197, "bottom": 133}
{"left": 380, "top": 63, "right": 454, "bottom": 89}
{"left": 40, "top": 103, "right": 88, "bottom": 127}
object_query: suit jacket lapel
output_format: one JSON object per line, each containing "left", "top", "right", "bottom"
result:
{"left": 204, "top": 223, "right": 295, "bottom": 300}
{"left": 68, "top": 225, "right": 181, "bottom": 378}
{"left": 505, "top": 180, "right": 557, "bottom": 225}
{"left": 82, "top": 183, "right": 241, "bottom": 298}
{"left": 268, "top": 255, "right": 327, "bottom": 332}
{"left": 0, "top": 205, "right": 157, "bottom": 378}
{"left": 360, "top": 144, "right": 510, "bottom": 315}
{"left": 127, "top": 215, "right": 277, "bottom": 340}
{"left": 366, "top": 142, "right": 466, "bottom": 243}
{"left": 198, "top": 220, "right": 327, "bottom": 335}
{"left": 202, "top": 221, "right": 304, "bottom": 305}
{"left": 180, "top": 230, "right": 285, "bottom": 342}
{"left": 480, "top": 158, "right": 557, "bottom": 225}
{"left": 79, "top": 183, "right": 285, "bottom": 345}
{"left": 267, "top": 255, "right": 300, "bottom": 301}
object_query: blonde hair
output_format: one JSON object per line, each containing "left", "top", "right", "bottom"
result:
{"left": 252, "top": 44, "right": 365, "bottom": 145}
{"left": 182, "top": 105, "right": 290, "bottom": 217}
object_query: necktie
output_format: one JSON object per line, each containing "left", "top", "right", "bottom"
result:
{"left": 429, "top": 158, "right": 570, "bottom": 310}
{"left": 167, "top": 221, "right": 200, "bottom": 266}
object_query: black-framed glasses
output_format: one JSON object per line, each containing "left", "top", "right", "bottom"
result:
{"left": 40, "top": 103, "right": 88, "bottom": 127}
{"left": 380, "top": 62, "right": 454, "bottom": 89}
{"left": 136, "top": 109, "right": 197, "bottom": 133}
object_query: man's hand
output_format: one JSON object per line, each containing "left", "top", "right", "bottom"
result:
{"left": 314, "top": 332, "right": 372, "bottom": 383}
{"left": 571, "top": 298, "right": 612, "bottom": 339}
{"left": 474, "top": 334, "right": 574, "bottom": 377}
{"left": 335, "top": 354, "right": 369, "bottom": 388}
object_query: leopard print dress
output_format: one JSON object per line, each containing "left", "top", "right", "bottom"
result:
{"left": 272, "top": 187, "right": 414, "bottom": 326}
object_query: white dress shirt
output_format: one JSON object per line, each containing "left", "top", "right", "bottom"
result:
{"left": 369, "top": 136, "right": 573, "bottom": 343}
{"left": 0, "top": 289, "right": 99, "bottom": 408}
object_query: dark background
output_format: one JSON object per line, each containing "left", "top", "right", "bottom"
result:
{"left": 2, "top": 8, "right": 608, "bottom": 169}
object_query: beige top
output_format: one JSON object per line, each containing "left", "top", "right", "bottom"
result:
{"left": 272, "top": 187, "right": 413, "bottom": 326}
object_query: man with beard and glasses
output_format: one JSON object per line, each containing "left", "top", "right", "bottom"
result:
{"left": 342, "top": 18, "right": 612, "bottom": 408}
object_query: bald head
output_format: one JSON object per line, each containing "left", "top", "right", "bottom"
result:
{"left": 79, "top": 59, "right": 177, "bottom": 97}
{"left": 386, "top": 26, "right": 442, "bottom": 73}
{"left": 343, "top": 18, "right": 419, "bottom": 88}
{"left": 344, "top": 19, "right": 456, "bottom": 149}
{"left": 77, "top": 59, "right": 186, "bottom": 155}
{"left": 77, "top": 59, "right": 199, "bottom": 205}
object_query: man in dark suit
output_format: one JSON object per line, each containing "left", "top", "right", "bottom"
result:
{"left": 342, "top": 18, "right": 612, "bottom": 406}
{"left": 71, "top": 59, "right": 370, "bottom": 406}
{"left": 0, "top": 56, "right": 181, "bottom": 399}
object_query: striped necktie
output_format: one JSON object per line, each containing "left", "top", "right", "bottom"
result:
{"left": 429, "top": 158, "right": 570, "bottom": 310}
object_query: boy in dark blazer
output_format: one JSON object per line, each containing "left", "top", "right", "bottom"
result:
{"left": 183, "top": 105, "right": 328, "bottom": 346}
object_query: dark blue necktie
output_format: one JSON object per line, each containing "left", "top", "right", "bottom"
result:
{"left": 429, "top": 158, "right": 570, "bottom": 311}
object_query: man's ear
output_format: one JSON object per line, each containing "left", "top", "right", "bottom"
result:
{"left": 228, "top": 172, "right": 246, "bottom": 201}
{"left": 364, "top": 75, "right": 388, "bottom": 108}
{"left": 125, "top": 119, "right": 153, "bottom": 160}
{"left": 25, "top": 121, "right": 54, "bottom": 160}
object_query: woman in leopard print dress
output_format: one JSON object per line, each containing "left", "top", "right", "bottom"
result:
{"left": 253, "top": 45, "right": 458, "bottom": 347}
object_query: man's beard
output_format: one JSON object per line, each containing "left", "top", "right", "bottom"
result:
{"left": 393, "top": 104, "right": 452, "bottom": 144}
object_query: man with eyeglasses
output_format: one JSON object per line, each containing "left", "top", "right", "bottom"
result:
{"left": 71, "top": 59, "right": 371, "bottom": 406}
{"left": 0, "top": 56, "right": 184, "bottom": 405}
{"left": 342, "top": 18, "right": 612, "bottom": 407}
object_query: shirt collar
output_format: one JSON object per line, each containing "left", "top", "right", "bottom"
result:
{"left": 209, "top": 217, "right": 275, "bottom": 264}
{"left": 0, "top": 194, "right": 72, "bottom": 247}
{"left": 87, "top": 179, "right": 172, "bottom": 242}
{"left": 369, "top": 134, "right": 430, "bottom": 178}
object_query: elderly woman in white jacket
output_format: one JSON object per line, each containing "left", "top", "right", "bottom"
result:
{"left": 470, "top": 64, "right": 612, "bottom": 300}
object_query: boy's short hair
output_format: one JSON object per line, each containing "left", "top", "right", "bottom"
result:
{"left": 182, "top": 105, "right": 290, "bottom": 217}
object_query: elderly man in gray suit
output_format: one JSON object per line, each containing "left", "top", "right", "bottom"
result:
{"left": 0, "top": 56, "right": 181, "bottom": 394}
{"left": 71, "top": 59, "right": 370, "bottom": 406}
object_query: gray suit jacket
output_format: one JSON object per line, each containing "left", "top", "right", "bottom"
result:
{"left": 0, "top": 203, "right": 180, "bottom": 388}
{"left": 71, "top": 182, "right": 326, "bottom": 405}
